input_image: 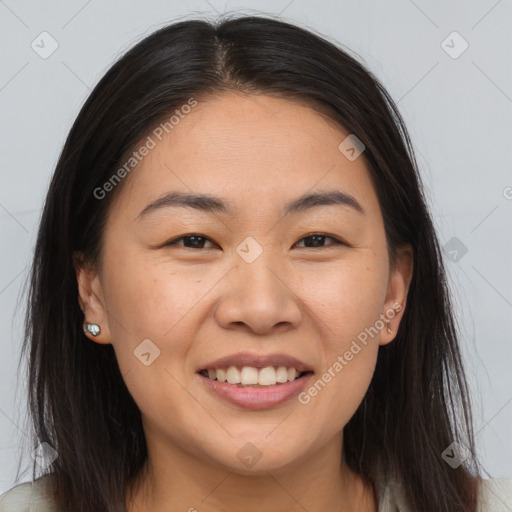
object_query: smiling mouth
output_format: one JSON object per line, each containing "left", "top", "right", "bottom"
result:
{"left": 198, "top": 366, "right": 313, "bottom": 387}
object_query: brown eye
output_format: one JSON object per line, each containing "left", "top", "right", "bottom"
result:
{"left": 165, "top": 234, "right": 216, "bottom": 249}
{"left": 294, "top": 233, "right": 343, "bottom": 248}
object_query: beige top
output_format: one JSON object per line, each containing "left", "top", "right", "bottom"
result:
{"left": 1, "top": 474, "right": 512, "bottom": 511}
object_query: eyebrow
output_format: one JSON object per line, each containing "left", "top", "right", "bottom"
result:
{"left": 136, "top": 189, "right": 365, "bottom": 220}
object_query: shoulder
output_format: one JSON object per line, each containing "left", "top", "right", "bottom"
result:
{"left": 377, "top": 474, "right": 512, "bottom": 511}
{"left": 478, "top": 478, "right": 512, "bottom": 511}
{"left": 0, "top": 474, "right": 56, "bottom": 512}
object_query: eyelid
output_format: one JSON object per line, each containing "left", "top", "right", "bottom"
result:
{"left": 164, "top": 234, "right": 218, "bottom": 249}
{"left": 294, "top": 233, "right": 345, "bottom": 248}
{"left": 164, "top": 233, "right": 346, "bottom": 249}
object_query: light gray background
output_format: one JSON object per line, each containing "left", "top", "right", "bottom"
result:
{"left": 1, "top": 0, "right": 511, "bottom": 493}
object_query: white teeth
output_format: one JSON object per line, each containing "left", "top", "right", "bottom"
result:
{"left": 240, "top": 366, "right": 259, "bottom": 385}
{"left": 258, "top": 366, "right": 276, "bottom": 386}
{"left": 287, "top": 367, "right": 298, "bottom": 381}
{"left": 226, "top": 366, "right": 241, "bottom": 384}
{"left": 276, "top": 366, "right": 288, "bottom": 383}
{"left": 202, "top": 365, "right": 305, "bottom": 386}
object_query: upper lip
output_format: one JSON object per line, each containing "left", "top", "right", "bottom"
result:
{"left": 197, "top": 352, "right": 314, "bottom": 373}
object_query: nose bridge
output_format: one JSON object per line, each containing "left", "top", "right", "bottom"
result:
{"left": 239, "top": 255, "right": 281, "bottom": 295}
{"left": 214, "top": 241, "right": 303, "bottom": 333}
{"left": 236, "top": 239, "right": 287, "bottom": 301}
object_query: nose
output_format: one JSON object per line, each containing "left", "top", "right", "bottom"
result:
{"left": 214, "top": 259, "right": 303, "bottom": 335}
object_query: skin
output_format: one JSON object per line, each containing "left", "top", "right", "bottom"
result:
{"left": 75, "top": 91, "right": 413, "bottom": 512}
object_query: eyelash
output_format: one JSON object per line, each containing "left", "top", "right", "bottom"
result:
{"left": 164, "top": 233, "right": 345, "bottom": 250}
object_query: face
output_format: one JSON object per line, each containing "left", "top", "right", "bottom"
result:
{"left": 76, "top": 92, "right": 413, "bottom": 474}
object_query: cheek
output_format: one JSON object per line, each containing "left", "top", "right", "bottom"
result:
{"left": 102, "top": 256, "right": 205, "bottom": 426}
{"left": 299, "top": 255, "right": 388, "bottom": 344}
{"left": 294, "top": 257, "right": 385, "bottom": 422}
{"left": 104, "top": 251, "right": 212, "bottom": 339}
{"left": 290, "top": 329, "right": 379, "bottom": 451}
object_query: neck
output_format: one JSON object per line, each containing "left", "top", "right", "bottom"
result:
{"left": 126, "top": 429, "right": 377, "bottom": 512}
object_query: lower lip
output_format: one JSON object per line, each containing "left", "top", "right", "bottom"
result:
{"left": 197, "top": 372, "right": 314, "bottom": 410}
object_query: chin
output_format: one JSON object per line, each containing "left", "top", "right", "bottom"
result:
{"left": 230, "top": 439, "right": 308, "bottom": 475}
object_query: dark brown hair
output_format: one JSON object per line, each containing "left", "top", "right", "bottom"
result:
{"left": 18, "top": 13, "right": 482, "bottom": 511}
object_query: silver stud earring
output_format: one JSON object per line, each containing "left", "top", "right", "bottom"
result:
{"left": 84, "top": 323, "right": 101, "bottom": 337}
{"left": 386, "top": 322, "right": 392, "bottom": 334}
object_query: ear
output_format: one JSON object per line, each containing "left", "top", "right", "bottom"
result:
{"left": 379, "top": 244, "right": 414, "bottom": 346}
{"left": 73, "top": 252, "right": 112, "bottom": 345}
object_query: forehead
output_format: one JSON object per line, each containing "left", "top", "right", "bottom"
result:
{"left": 111, "top": 92, "right": 380, "bottom": 221}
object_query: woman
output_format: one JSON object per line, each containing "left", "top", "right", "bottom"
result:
{"left": 1, "top": 13, "right": 511, "bottom": 512}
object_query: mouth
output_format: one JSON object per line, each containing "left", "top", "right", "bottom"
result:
{"left": 196, "top": 366, "right": 314, "bottom": 410}
{"left": 197, "top": 366, "right": 313, "bottom": 388}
